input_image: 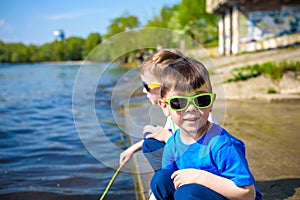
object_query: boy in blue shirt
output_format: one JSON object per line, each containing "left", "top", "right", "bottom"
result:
{"left": 151, "top": 57, "right": 261, "bottom": 199}
{"left": 119, "top": 49, "right": 216, "bottom": 170}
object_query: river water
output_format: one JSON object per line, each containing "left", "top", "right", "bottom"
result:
{"left": 1, "top": 63, "right": 299, "bottom": 200}
{"left": 0, "top": 63, "right": 138, "bottom": 200}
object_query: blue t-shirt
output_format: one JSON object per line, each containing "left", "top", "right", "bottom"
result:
{"left": 162, "top": 123, "right": 262, "bottom": 199}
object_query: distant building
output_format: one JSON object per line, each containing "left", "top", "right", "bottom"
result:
{"left": 206, "top": 0, "right": 300, "bottom": 55}
{"left": 53, "top": 29, "right": 65, "bottom": 41}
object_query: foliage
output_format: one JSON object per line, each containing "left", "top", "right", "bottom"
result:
{"left": 227, "top": 60, "right": 300, "bottom": 82}
{"left": 175, "top": 0, "right": 219, "bottom": 44}
{"left": 104, "top": 14, "right": 139, "bottom": 38}
{"left": 84, "top": 32, "right": 102, "bottom": 56}
{"left": 0, "top": 42, "right": 30, "bottom": 63}
{"left": 144, "top": 1, "right": 218, "bottom": 45}
{"left": 145, "top": 5, "right": 178, "bottom": 28}
{"left": 86, "top": 28, "right": 187, "bottom": 64}
{"left": 0, "top": 1, "right": 219, "bottom": 63}
{"left": 64, "top": 37, "right": 85, "bottom": 60}
{"left": 0, "top": 32, "right": 101, "bottom": 63}
{"left": 267, "top": 87, "right": 277, "bottom": 94}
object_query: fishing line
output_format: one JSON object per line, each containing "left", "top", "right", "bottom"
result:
{"left": 99, "top": 164, "right": 124, "bottom": 200}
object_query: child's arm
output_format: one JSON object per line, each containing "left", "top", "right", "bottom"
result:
{"left": 119, "top": 140, "right": 143, "bottom": 165}
{"left": 143, "top": 125, "right": 172, "bottom": 143}
{"left": 171, "top": 169, "right": 256, "bottom": 200}
{"left": 119, "top": 124, "right": 172, "bottom": 166}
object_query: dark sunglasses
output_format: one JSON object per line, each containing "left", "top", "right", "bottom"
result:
{"left": 142, "top": 82, "right": 161, "bottom": 92}
{"left": 164, "top": 93, "right": 214, "bottom": 111}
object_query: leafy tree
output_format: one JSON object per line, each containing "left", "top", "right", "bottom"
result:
{"left": 144, "top": 0, "right": 218, "bottom": 45}
{"left": 27, "top": 44, "right": 39, "bottom": 62}
{"left": 0, "top": 41, "right": 6, "bottom": 62}
{"left": 0, "top": 1, "right": 220, "bottom": 63}
{"left": 176, "top": 0, "right": 219, "bottom": 44}
{"left": 51, "top": 41, "right": 66, "bottom": 61}
{"left": 85, "top": 32, "right": 102, "bottom": 56}
{"left": 17, "top": 43, "right": 30, "bottom": 62}
{"left": 177, "top": 0, "right": 205, "bottom": 26}
{"left": 105, "top": 14, "right": 139, "bottom": 38}
{"left": 145, "top": 5, "right": 177, "bottom": 28}
{"left": 100, "top": 14, "right": 140, "bottom": 63}
{"left": 38, "top": 43, "right": 53, "bottom": 62}
{"left": 0, "top": 42, "right": 31, "bottom": 63}
{"left": 64, "top": 37, "right": 85, "bottom": 60}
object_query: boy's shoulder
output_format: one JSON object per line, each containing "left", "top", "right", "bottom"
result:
{"left": 166, "top": 124, "right": 245, "bottom": 149}
{"left": 203, "top": 124, "right": 245, "bottom": 149}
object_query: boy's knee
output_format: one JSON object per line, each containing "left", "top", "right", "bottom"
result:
{"left": 174, "top": 184, "right": 226, "bottom": 200}
{"left": 150, "top": 169, "right": 173, "bottom": 187}
{"left": 175, "top": 184, "right": 210, "bottom": 200}
{"left": 150, "top": 169, "right": 175, "bottom": 199}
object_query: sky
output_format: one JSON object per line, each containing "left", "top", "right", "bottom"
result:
{"left": 0, "top": 0, "right": 180, "bottom": 45}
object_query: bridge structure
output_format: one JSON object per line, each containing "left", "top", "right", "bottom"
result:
{"left": 206, "top": 0, "right": 300, "bottom": 55}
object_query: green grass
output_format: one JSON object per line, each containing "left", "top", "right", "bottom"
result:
{"left": 267, "top": 87, "right": 277, "bottom": 94}
{"left": 227, "top": 60, "right": 300, "bottom": 82}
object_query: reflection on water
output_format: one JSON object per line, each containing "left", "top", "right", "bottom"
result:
{"left": 0, "top": 64, "right": 136, "bottom": 200}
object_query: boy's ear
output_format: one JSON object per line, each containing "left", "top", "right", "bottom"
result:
{"left": 158, "top": 99, "right": 170, "bottom": 116}
{"left": 210, "top": 93, "right": 217, "bottom": 112}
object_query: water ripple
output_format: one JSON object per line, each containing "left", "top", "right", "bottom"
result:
{"left": 0, "top": 64, "right": 136, "bottom": 200}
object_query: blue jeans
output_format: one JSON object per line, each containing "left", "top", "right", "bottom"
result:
{"left": 142, "top": 138, "right": 165, "bottom": 171}
{"left": 150, "top": 169, "right": 227, "bottom": 200}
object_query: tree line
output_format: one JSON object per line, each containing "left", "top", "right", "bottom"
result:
{"left": 0, "top": 33, "right": 102, "bottom": 63}
{"left": 0, "top": 0, "right": 218, "bottom": 63}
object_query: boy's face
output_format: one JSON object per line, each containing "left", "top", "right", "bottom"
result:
{"left": 140, "top": 74, "right": 161, "bottom": 105}
{"left": 159, "top": 84, "right": 214, "bottom": 135}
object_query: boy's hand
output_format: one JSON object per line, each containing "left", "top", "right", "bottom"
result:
{"left": 143, "top": 125, "right": 172, "bottom": 143}
{"left": 119, "top": 150, "right": 133, "bottom": 166}
{"left": 171, "top": 169, "right": 201, "bottom": 189}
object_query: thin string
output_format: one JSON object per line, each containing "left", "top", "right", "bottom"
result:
{"left": 99, "top": 164, "right": 124, "bottom": 200}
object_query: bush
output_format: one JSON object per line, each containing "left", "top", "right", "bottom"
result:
{"left": 227, "top": 60, "right": 300, "bottom": 82}
{"left": 267, "top": 87, "right": 277, "bottom": 94}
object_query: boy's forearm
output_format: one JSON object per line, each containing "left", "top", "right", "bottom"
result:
{"left": 196, "top": 170, "right": 255, "bottom": 200}
{"left": 120, "top": 140, "right": 144, "bottom": 165}
{"left": 125, "top": 140, "right": 143, "bottom": 153}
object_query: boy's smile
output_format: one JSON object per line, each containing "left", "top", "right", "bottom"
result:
{"left": 159, "top": 85, "right": 214, "bottom": 142}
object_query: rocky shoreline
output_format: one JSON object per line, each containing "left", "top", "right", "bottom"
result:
{"left": 206, "top": 47, "right": 300, "bottom": 102}
{"left": 221, "top": 72, "right": 300, "bottom": 102}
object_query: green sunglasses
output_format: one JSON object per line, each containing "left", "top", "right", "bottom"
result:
{"left": 164, "top": 93, "right": 215, "bottom": 111}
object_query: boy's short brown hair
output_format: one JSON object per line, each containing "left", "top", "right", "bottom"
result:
{"left": 160, "top": 57, "right": 213, "bottom": 98}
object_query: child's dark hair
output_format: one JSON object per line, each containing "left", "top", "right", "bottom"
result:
{"left": 160, "top": 57, "right": 212, "bottom": 98}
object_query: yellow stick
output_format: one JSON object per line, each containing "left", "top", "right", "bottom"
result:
{"left": 99, "top": 164, "right": 124, "bottom": 200}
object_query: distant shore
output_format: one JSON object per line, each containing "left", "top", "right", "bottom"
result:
{"left": 40, "top": 60, "right": 98, "bottom": 65}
